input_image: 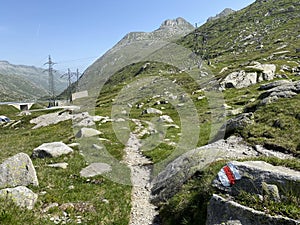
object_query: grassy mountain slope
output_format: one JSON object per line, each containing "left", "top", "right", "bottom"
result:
{"left": 179, "top": 0, "right": 300, "bottom": 77}
{"left": 0, "top": 61, "right": 67, "bottom": 101}
{"left": 0, "top": 1, "right": 299, "bottom": 224}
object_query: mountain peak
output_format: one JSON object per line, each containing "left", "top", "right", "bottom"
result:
{"left": 159, "top": 17, "right": 193, "bottom": 29}
{"left": 207, "top": 8, "right": 235, "bottom": 22}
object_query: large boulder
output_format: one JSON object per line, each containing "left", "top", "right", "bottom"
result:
{"left": 221, "top": 71, "right": 257, "bottom": 89}
{"left": 212, "top": 161, "right": 300, "bottom": 196}
{"left": 0, "top": 186, "right": 38, "bottom": 210}
{"left": 220, "top": 63, "right": 277, "bottom": 89}
{"left": 32, "top": 142, "right": 73, "bottom": 158}
{"left": 150, "top": 136, "right": 259, "bottom": 204}
{"left": 0, "top": 153, "right": 38, "bottom": 189}
{"left": 75, "top": 128, "right": 102, "bottom": 138}
{"left": 246, "top": 63, "right": 276, "bottom": 81}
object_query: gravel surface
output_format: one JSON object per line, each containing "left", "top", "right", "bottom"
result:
{"left": 123, "top": 119, "right": 160, "bottom": 225}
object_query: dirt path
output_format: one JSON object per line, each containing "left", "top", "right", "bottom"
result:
{"left": 123, "top": 119, "right": 160, "bottom": 225}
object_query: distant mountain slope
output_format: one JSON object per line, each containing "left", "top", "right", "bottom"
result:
{"left": 0, "top": 61, "right": 67, "bottom": 102}
{"left": 206, "top": 8, "right": 235, "bottom": 22}
{"left": 78, "top": 17, "right": 194, "bottom": 95}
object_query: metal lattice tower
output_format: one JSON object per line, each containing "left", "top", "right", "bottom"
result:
{"left": 44, "top": 55, "right": 56, "bottom": 106}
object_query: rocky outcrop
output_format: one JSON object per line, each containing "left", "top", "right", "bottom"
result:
{"left": 220, "top": 63, "right": 276, "bottom": 89}
{"left": 80, "top": 163, "right": 112, "bottom": 178}
{"left": 32, "top": 142, "right": 73, "bottom": 158}
{"left": 258, "top": 80, "right": 300, "bottom": 105}
{"left": 0, "top": 153, "right": 38, "bottom": 188}
{"left": 0, "top": 186, "right": 38, "bottom": 210}
{"left": 208, "top": 161, "right": 300, "bottom": 225}
{"left": 151, "top": 136, "right": 260, "bottom": 204}
{"left": 207, "top": 194, "right": 300, "bottom": 225}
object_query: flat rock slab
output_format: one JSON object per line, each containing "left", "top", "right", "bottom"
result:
{"left": 207, "top": 194, "right": 300, "bottom": 225}
{"left": 0, "top": 153, "right": 38, "bottom": 189}
{"left": 32, "top": 142, "right": 73, "bottom": 158}
{"left": 75, "top": 128, "right": 102, "bottom": 138}
{"left": 0, "top": 186, "right": 38, "bottom": 209}
{"left": 80, "top": 163, "right": 112, "bottom": 178}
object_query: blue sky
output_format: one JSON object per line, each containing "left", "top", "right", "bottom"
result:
{"left": 0, "top": 0, "right": 254, "bottom": 73}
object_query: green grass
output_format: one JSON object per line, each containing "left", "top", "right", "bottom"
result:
{"left": 159, "top": 160, "right": 226, "bottom": 225}
{"left": 0, "top": 110, "right": 131, "bottom": 224}
{"left": 240, "top": 95, "right": 300, "bottom": 156}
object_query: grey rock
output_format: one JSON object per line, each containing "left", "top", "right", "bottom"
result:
{"left": 246, "top": 63, "right": 276, "bottom": 81}
{"left": 207, "top": 194, "right": 300, "bottom": 225}
{"left": 75, "top": 127, "right": 102, "bottom": 138}
{"left": 259, "top": 80, "right": 291, "bottom": 90}
{"left": 158, "top": 115, "right": 174, "bottom": 123}
{"left": 262, "top": 182, "right": 280, "bottom": 202}
{"left": 221, "top": 64, "right": 276, "bottom": 89}
{"left": 151, "top": 136, "right": 258, "bottom": 204}
{"left": 212, "top": 161, "right": 300, "bottom": 197}
{"left": 47, "top": 162, "right": 68, "bottom": 169}
{"left": 0, "top": 186, "right": 38, "bottom": 209}
{"left": 0, "top": 153, "right": 38, "bottom": 189}
{"left": 142, "top": 108, "right": 163, "bottom": 115}
{"left": 218, "top": 113, "right": 254, "bottom": 137}
{"left": 259, "top": 80, "right": 300, "bottom": 104}
{"left": 221, "top": 71, "right": 257, "bottom": 89}
{"left": 80, "top": 163, "right": 112, "bottom": 178}
{"left": 32, "top": 142, "right": 73, "bottom": 158}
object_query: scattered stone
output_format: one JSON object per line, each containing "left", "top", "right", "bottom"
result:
{"left": 158, "top": 115, "right": 174, "bottom": 123}
{"left": 101, "top": 198, "right": 109, "bottom": 204}
{"left": 0, "top": 186, "right": 38, "bottom": 209}
{"left": 48, "top": 162, "right": 69, "bottom": 169}
{"left": 80, "top": 163, "right": 112, "bottom": 178}
{"left": 197, "top": 96, "right": 206, "bottom": 100}
{"left": 42, "top": 202, "right": 59, "bottom": 212}
{"left": 227, "top": 108, "right": 243, "bottom": 116}
{"left": 32, "top": 142, "right": 73, "bottom": 158}
{"left": 0, "top": 153, "right": 38, "bottom": 189}
{"left": 142, "top": 108, "right": 163, "bottom": 115}
{"left": 68, "top": 143, "right": 80, "bottom": 147}
{"left": 74, "top": 117, "right": 95, "bottom": 127}
{"left": 75, "top": 128, "right": 102, "bottom": 138}
{"left": 59, "top": 202, "right": 96, "bottom": 213}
